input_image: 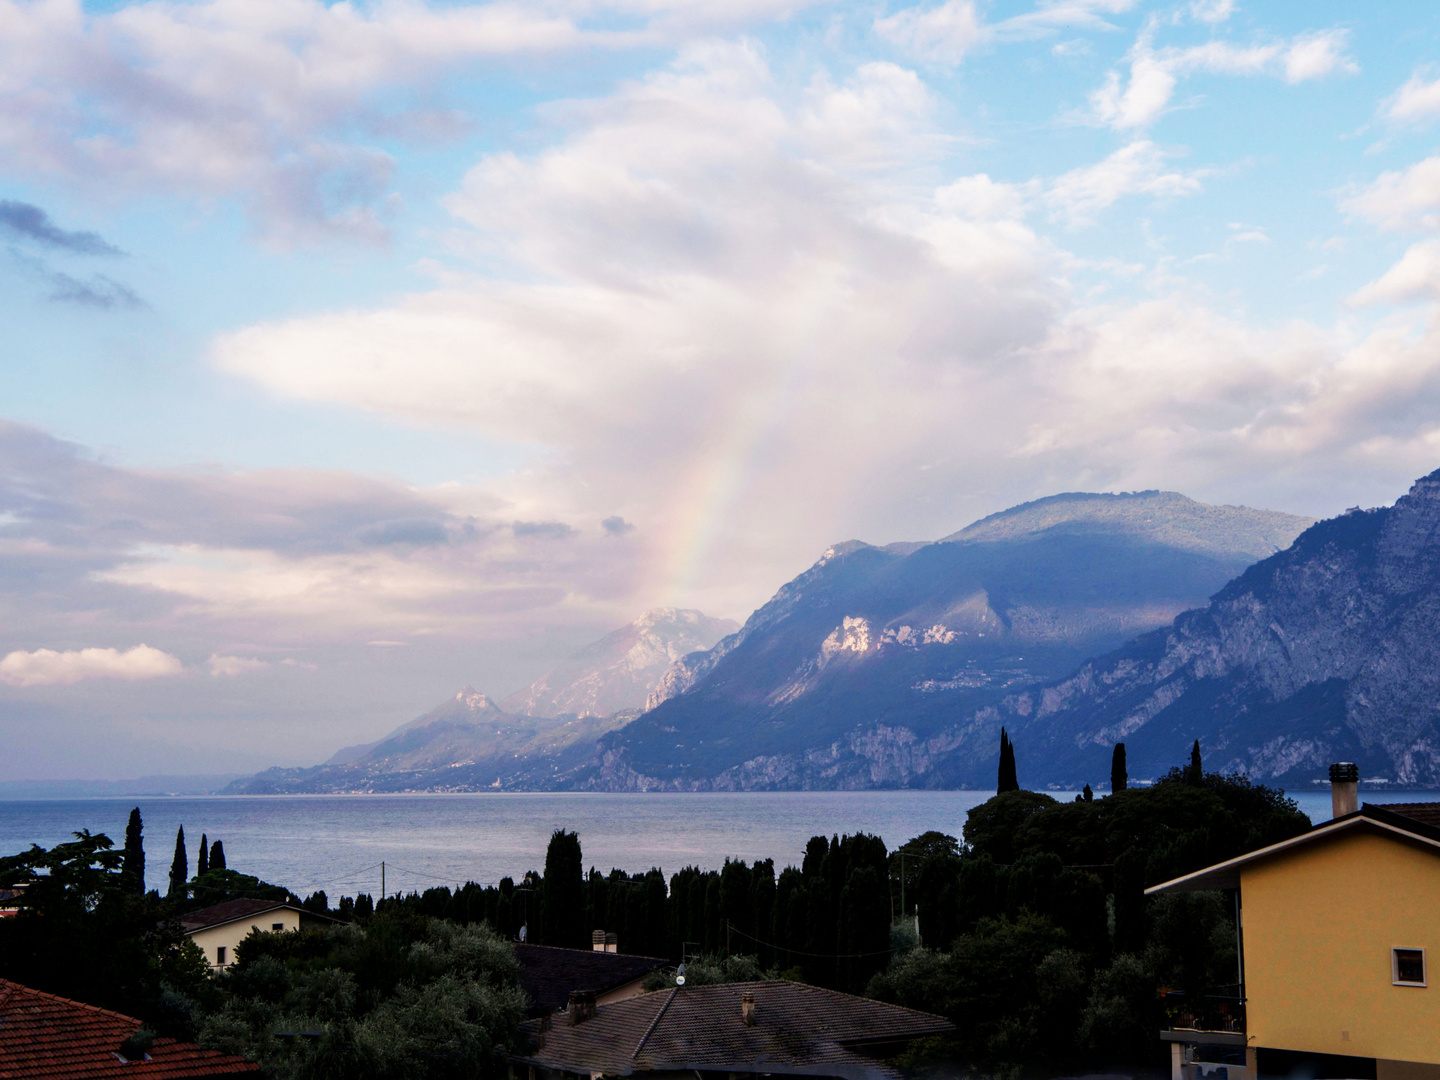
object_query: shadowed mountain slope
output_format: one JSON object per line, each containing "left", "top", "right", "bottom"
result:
{"left": 583, "top": 491, "right": 1312, "bottom": 791}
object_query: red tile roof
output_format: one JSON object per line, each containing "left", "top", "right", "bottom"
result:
{"left": 512, "top": 980, "right": 954, "bottom": 1080}
{"left": 514, "top": 944, "right": 668, "bottom": 1015}
{"left": 0, "top": 979, "right": 259, "bottom": 1079}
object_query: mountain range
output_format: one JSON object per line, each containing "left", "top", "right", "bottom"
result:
{"left": 226, "top": 608, "right": 735, "bottom": 794}
{"left": 585, "top": 491, "right": 1312, "bottom": 791}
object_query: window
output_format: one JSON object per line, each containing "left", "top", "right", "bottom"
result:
{"left": 272, "top": 922, "right": 284, "bottom": 931}
{"left": 1394, "top": 948, "right": 1426, "bottom": 986}
{"left": 216, "top": 946, "right": 227, "bottom": 966}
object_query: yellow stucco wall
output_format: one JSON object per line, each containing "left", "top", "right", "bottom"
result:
{"left": 189, "top": 907, "right": 302, "bottom": 969}
{"left": 1243, "top": 829, "right": 1440, "bottom": 1064}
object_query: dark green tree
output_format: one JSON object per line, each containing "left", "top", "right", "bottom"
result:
{"left": 1110, "top": 742, "right": 1128, "bottom": 792}
{"left": 167, "top": 825, "right": 187, "bottom": 900}
{"left": 997, "top": 728, "right": 1019, "bottom": 793}
{"left": 209, "top": 840, "right": 226, "bottom": 871}
{"left": 1188, "top": 740, "right": 1203, "bottom": 785}
{"left": 540, "top": 829, "right": 584, "bottom": 948}
{"left": 1081, "top": 783, "right": 1093, "bottom": 802}
{"left": 120, "top": 807, "right": 145, "bottom": 895}
{"left": 196, "top": 834, "right": 209, "bottom": 878}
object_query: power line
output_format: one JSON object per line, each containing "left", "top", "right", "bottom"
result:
{"left": 725, "top": 921, "right": 901, "bottom": 959}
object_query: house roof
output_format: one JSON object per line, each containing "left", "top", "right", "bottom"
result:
{"left": 177, "top": 898, "right": 340, "bottom": 934}
{"left": 514, "top": 944, "right": 668, "bottom": 1015}
{"left": 0, "top": 978, "right": 258, "bottom": 1079}
{"left": 511, "top": 980, "right": 955, "bottom": 1080}
{"left": 1146, "top": 803, "right": 1440, "bottom": 895}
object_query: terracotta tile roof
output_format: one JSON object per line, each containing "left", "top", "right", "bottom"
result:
{"left": 1375, "top": 802, "right": 1440, "bottom": 831}
{"left": 514, "top": 944, "right": 668, "bottom": 1016}
{"left": 0, "top": 978, "right": 258, "bottom": 1079}
{"left": 512, "top": 980, "right": 954, "bottom": 1080}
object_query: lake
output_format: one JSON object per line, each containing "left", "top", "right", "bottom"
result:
{"left": 2, "top": 788, "right": 1435, "bottom": 899}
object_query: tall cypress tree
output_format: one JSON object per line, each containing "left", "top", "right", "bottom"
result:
{"left": 1110, "top": 743, "right": 1128, "bottom": 793}
{"left": 1188, "top": 740, "right": 1203, "bottom": 785}
{"left": 120, "top": 807, "right": 145, "bottom": 895}
{"left": 996, "top": 728, "right": 1019, "bottom": 793}
{"left": 167, "top": 825, "right": 188, "bottom": 900}
{"left": 209, "top": 840, "right": 226, "bottom": 871}
{"left": 540, "top": 829, "right": 584, "bottom": 948}
{"left": 196, "top": 834, "right": 209, "bottom": 878}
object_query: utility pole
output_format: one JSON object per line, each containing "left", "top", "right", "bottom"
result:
{"left": 381, "top": 861, "right": 385, "bottom": 901}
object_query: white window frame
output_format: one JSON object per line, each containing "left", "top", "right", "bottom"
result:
{"left": 1393, "top": 947, "right": 1427, "bottom": 987}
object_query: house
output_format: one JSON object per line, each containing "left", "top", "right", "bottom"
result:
{"left": 179, "top": 898, "right": 343, "bottom": 970}
{"left": 1148, "top": 763, "right": 1440, "bottom": 1080}
{"left": 0, "top": 977, "right": 258, "bottom": 1078}
{"left": 508, "top": 979, "right": 955, "bottom": 1080}
{"left": 515, "top": 942, "right": 669, "bottom": 1017}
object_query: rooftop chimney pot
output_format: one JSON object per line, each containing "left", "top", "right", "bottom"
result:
{"left": 1329, "top": 762, "right": 1360, "bottom": 818}
{"left": 568, "top": 990, "right": 596, "bottom": 1025}
{"left": 741, "top": 991, "right": 755, "bottom": 1026}
{"left": 592, "top": 930, "right": 607, "bottom": 952}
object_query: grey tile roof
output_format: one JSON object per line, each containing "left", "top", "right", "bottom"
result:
{"left": 515, "top": 944, "right": 668, "bottom": 1016}
{"left": 513, "top": 980, "right": 954, "bottom": 1080}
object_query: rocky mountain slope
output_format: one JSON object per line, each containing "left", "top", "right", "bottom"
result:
{"left": 501, "top": 608, "right": 737, "bottom": 718}
{"left": 991, "top": 469, "right": 1440, "bottom": 788}
{"left": 584, "top": 491, "right": 1313, "bottom": 791}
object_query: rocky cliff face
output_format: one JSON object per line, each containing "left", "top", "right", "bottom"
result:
{"left": 584, "top": 490, "right": 1314, "bottom": 791}
{"left": 992, "top": 469, "right": 1440, "bottom": 787}
{"left": 504, "top": 607, "right": 737, "bottom": 719}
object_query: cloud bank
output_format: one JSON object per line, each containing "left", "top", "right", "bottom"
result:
{"left": 0, "top": 645, "right": 182, "bottom": 687}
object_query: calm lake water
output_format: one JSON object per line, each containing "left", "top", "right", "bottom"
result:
{"left": 1, "top": 788, "right": 1435, "bottom": 900}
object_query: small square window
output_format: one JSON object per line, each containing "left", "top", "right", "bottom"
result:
{"left": 216, "top": 946, "right": 227, "bottom": 966}
{"left": 272, "top": 922, "right": 284, "bottom": 932}
{"left": 1394, "top": 948, "right": 1426, "bottom": 986}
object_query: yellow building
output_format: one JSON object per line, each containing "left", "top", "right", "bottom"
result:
{"left": 179, "top": 898, "right": 343, "bottom": 970}
{"left": 1150, "top": 765, "right": 1440, "bottom": 1080}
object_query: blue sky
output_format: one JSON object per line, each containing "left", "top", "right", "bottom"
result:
{"left": 4, "top": 0, "right": 1440, "bottom": 778}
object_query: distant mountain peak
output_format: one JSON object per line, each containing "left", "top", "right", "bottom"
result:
{"left": 500, "top": 608, "right": 739, "bottom": 719}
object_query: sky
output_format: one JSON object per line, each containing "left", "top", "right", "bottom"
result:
{"left": 4, "top": 0, "right": 1440, "bottom": 780}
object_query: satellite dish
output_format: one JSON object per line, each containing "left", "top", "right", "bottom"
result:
{"left": 676, "top": 963, "right": 686, "bottom": 986}
{"left": 518, "top": 925, "right": 528, "bottom": 943}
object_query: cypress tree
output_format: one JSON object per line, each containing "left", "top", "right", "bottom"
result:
{"left": 120, "top": 807, "right": 145, "bottom": 895}
{"left": 167, "top": 826, "right": 188, "bottom": 900}
{"left": 1082, "top": 783, "right": 1093, "bottom": 802}
{"left": 210, "top": 840, "right": 226, "bottom": 871}
{"left": 540, "top": 829, "right": 584, "bottom": 948}
{"left": 1188, "top": 740, "right": 1203, "bottom": 785}
{"left": 1110, "top": 743, "right": 1128, "bottom": 792}
{"left": 997, "top": 728, "right": 1019, "bottom": 793}
{"left": 196, "top": 834, "right": 209, "bottom": 878}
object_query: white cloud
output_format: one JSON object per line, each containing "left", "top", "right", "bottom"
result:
{"left": 0, "top": 644, "right": 183, "bottom": 687}
{"left": 1090, "top": 27, "right": 1356, "bottom": 129}
{"left": 1350, "top": 242, "right": 1440, "bottom": 306}
{"left": 1045, "top": 140, "right": 1207, "bottom": 225}
{"left": 1385, "top": 73, "right": 1440, "bottom": 125}
{"left": 1188, "top": 0, "right": 1233, "bottom": 24}
{"left": 873, "top": 0, "right": 984, "bottom": 65}
{"left": 0, "top": 0, "right": 821, "bottom": 244}
{"left": 1343, "top": 158, "right": 1440, "bottom": 233}
{"left": 1282, "top": 31, "right": 1358, "bottom": 84}
{"left": 207, "top": 653, "right": 271, "bottom": 677}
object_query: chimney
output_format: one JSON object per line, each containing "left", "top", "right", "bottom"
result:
{"left": 568, "top": 990, "right": 596, "bottom": 1025}
{"left": 605, "top": 932, "right": 618, "bottom": 954}
{"left": 1330, "top": 762, "right": 1359, "bottom": 818}
{"left": 592, "top": 930, "right": 606, "bottom": 952}
{"left": 741, "top": 991, "right": 755, "bottom": 1026}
